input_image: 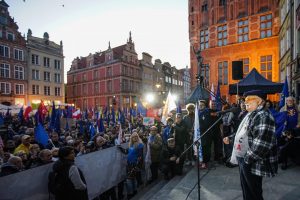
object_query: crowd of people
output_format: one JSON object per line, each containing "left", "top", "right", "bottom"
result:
{"left": 0, "top": 94, "right": 299, "bottom": 200}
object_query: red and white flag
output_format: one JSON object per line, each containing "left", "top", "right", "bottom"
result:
{"left": 72, "top": 109, "right": 82, "bottom": 119}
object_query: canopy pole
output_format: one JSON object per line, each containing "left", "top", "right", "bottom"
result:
{"left": 236, "top": 82, "right": 239, "bottom": 104}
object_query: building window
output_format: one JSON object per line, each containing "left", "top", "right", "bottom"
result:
{"left": 130, "top": 80, "right": 133, "bottom": 91}
{"left": 218, "top": 61, "right": 228, "bottom": 85}
{"left": 54, "top": 60, "right": 61, "bottom": 70}
{"left": 0, "top": 16, "right": 7, "bottom": 25}
{"left": 200, "top": 29, "right": 209, "bottom": 50}
{"left": 7, "top": 32, "right": 14, "bottom": 41}
{"left": 217, "top": 25, "right": 227, "bottom": 46}
{"left": 107, "top": 80, "right": 112, "bottom": 92}
{"left": 14, "top": 49, "right": 23, "bottom": 61}
{"left": 260, "top": 55, "right": 272, "bottom": 80}
{"left": 44, "top": 86, "right": 50, "bottom": 96}
{"left": 83, "top": 73, "right": 86, "bottom": 81}
{"left": 32, "top": 85, "right": 39, "bottom": 95}
{"left": 202, "top": 4, "right": 208, "bottom": 12}
{"left": 82, "top": 84, "right": 87, "bottom": 95}
{"left": 107, "top": 67, "right": 112, "bottom": 77}
{"left": 260, "top": 14, "right": 272, "bottom": 38}
{"left": 0, "top": 45, "right": 9, "bottom": 58}
{"left": 0, "top": 63, "right": 9, "bottom": 78}
{"left": 44, "top": 57, "right": 50, "bottom": 67}
{"left": 239, "top": 58, "right": 250, "bottom": 77}
{"left": 73, "top": 85, "right": 76, "bottom": 96}
{"left": 15, "top": 84, "right": 24, "bottom": 95}
{"left": 281, "top": 2, "right": 286, "bottom": 24}
{"left": 0, "top": 82, "right": 10, "bottom": 94}
{"left": 219, "top": 0, "right": 226, "bottom": 6}
{"left": 54, "top": 73, "right": 61, "bottom": 83}
{"left": 32, "top": 54, "right": 39, "bottom": 65}
{"left": 44, "top": 71, "right": 51, "bottom": 82}
{"left": 202, "top": 64, "right": 210, "bottom": 87}
{"left": 94, "top": 82, "right": 99, "bottom": 94}
{"left": 32, "top": 69, "right": 39, "bottom": 80}
{"left": 73, "top": 75, "right": 76, "bottom": 82}
{"left": 286, "top": 28, "right": 290, "bottom": 50}
{"left": 238, "top": 19, "right": 249, "bottom": 42}
{"left": 14, "top": 66, "right": 24, "bottom": 80}
{"left": 94, "top": 70, "right": 98, "bottom": 80}
{"left": 83, "top": 99, "right": 87, "bottom": 110}
{"left": 55, "top": 87, "right": 61, "bottom": 96}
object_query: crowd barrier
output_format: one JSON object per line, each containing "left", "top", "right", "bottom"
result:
{"left": 0, "top": 144, "right": 127, "bottom": 200}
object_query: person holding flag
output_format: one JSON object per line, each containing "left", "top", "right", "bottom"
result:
{"left": 198, "top": 100, "right": 213, "bottom": 169}
{"left": 183, "top": 103, "right": 195, "bottom": 166}
{"left": 193, "top": 103, "right": 203, "bottom": 167}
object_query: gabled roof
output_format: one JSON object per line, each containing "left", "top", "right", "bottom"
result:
{"left": 0, "top": 0, "right": 9, "bottom": 8}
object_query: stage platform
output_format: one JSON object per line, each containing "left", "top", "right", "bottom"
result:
{"left": 134, "top": 162, "right": 300, "bottom": 200}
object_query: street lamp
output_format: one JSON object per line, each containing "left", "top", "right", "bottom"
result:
{"left": 145, "top": 93, "right": 155, "bottom": 103}
{"left": 155, "top": 83, "right": 161, "bottom": 89}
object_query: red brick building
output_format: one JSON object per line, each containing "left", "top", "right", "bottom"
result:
{"left": 67, "top": 33, "right": 142, "bottom": 109}
{"left": 189, "top": 0, "right": 280, "bottom": 102}
{"left": 0, "top": 1, "right": 27, "bottom": 106}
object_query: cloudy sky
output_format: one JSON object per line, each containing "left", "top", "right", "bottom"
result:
{"left": 6, "top": 0, "right": 190, "bottom": 82}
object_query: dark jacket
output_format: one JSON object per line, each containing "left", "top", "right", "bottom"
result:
{"left": 52, "top": 160, "right": 88, "bottom": 200}
{"left": 0, "top": 164, "right": 20, "bottom": 177}
{"left": 171, "top": 121, "right": 188, "bottom": 150}
{"left": 161, "top": 145, "right": 180, "bottom": 165}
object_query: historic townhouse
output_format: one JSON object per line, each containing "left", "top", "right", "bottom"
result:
{"left": 27, "top": 30, "right": 65, "bottom": 107}
{"left": 0, "top": 1, "right": 27, "bottom": 106}
{"left": 67, "top": 33, "right": 142, "bottom": 109}
{"left": 189, "top": 0, "right": 280, "bottom": 102}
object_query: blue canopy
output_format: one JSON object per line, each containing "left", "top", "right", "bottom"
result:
{"left": 229, "top": 68, "right": 283, "bottom": 95}
{"left": 185, "top": 85, "right": 210, "bottom": 104}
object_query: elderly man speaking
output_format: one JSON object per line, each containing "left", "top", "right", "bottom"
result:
{"left": 230, "top": 90, "right": 278, "bottom": 200}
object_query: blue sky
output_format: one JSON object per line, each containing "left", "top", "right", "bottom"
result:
{"left": 6, "top": 0, "right": 189, "bottom": 82}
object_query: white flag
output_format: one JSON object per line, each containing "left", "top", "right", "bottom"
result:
{"left": 193, "top": 104, "right": 203, "bottom": 162}
{"left": 210, "top": 83, "right": 215, "bottom": 101}
{"left": 161, "top": 91, "right": 177, "bottom": 125}
{"left": 117, "top": 124, "right": 123, "bottom": 145}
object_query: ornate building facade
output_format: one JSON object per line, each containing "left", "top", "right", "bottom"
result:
{"left": 27, "top": 31, "right": 65, "bottom": 106}
{"left": 67, "top": 33, "right": 142, "bottom": 109}
{"left": 180, "top": 66, "right": 191, "bottom": 101}
{"left": 0, "top": 1, "right": 27, "bottom": 106}
{"left": 189, "top": 0, "right": 280, "bottom": 102}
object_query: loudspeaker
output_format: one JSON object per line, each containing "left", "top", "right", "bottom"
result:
{"left": 232, "top": 61, "right": 243, "bottom": 80}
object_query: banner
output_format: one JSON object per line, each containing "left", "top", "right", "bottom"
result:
{"left": 143, "top": 117, "right": 155, "bottom": 126}
{"left": 0, "top": 144, "right": 127, "bottom": 200}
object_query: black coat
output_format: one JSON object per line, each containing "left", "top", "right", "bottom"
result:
{"left": 53, "top": 160, "right": 88, "bottom": 200}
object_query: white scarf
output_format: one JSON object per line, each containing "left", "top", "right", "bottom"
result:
{"left": 230, "top": 113, "right": 251, "bottom": 164}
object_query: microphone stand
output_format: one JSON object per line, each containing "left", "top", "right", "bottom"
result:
{"left": 179, "top": 114, "right": 223, "bottom": 200}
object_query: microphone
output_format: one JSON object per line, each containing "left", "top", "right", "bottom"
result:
{"left": 216, "top": 107, "right": 240, "bottom": 115}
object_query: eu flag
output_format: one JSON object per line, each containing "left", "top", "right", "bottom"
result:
{"left": 18, "top": 107, "right": 23, "bottom": 122}
{"left": 35, "top": 123, "right": 50, "bottom": 148}
{"left": 98, "top": 115, "right": 105, "bottom": 133}
{"left": 279, "top": 77, "right": 289, "bottom": 108}
{"left": 215, "top": 82, "right": 222, "bottom": 111}
{"left": 50, "top": 101, "right": 56, "bottom": 131}
{"left": 0, "top": 114, "right": 4, "bottom": 126}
